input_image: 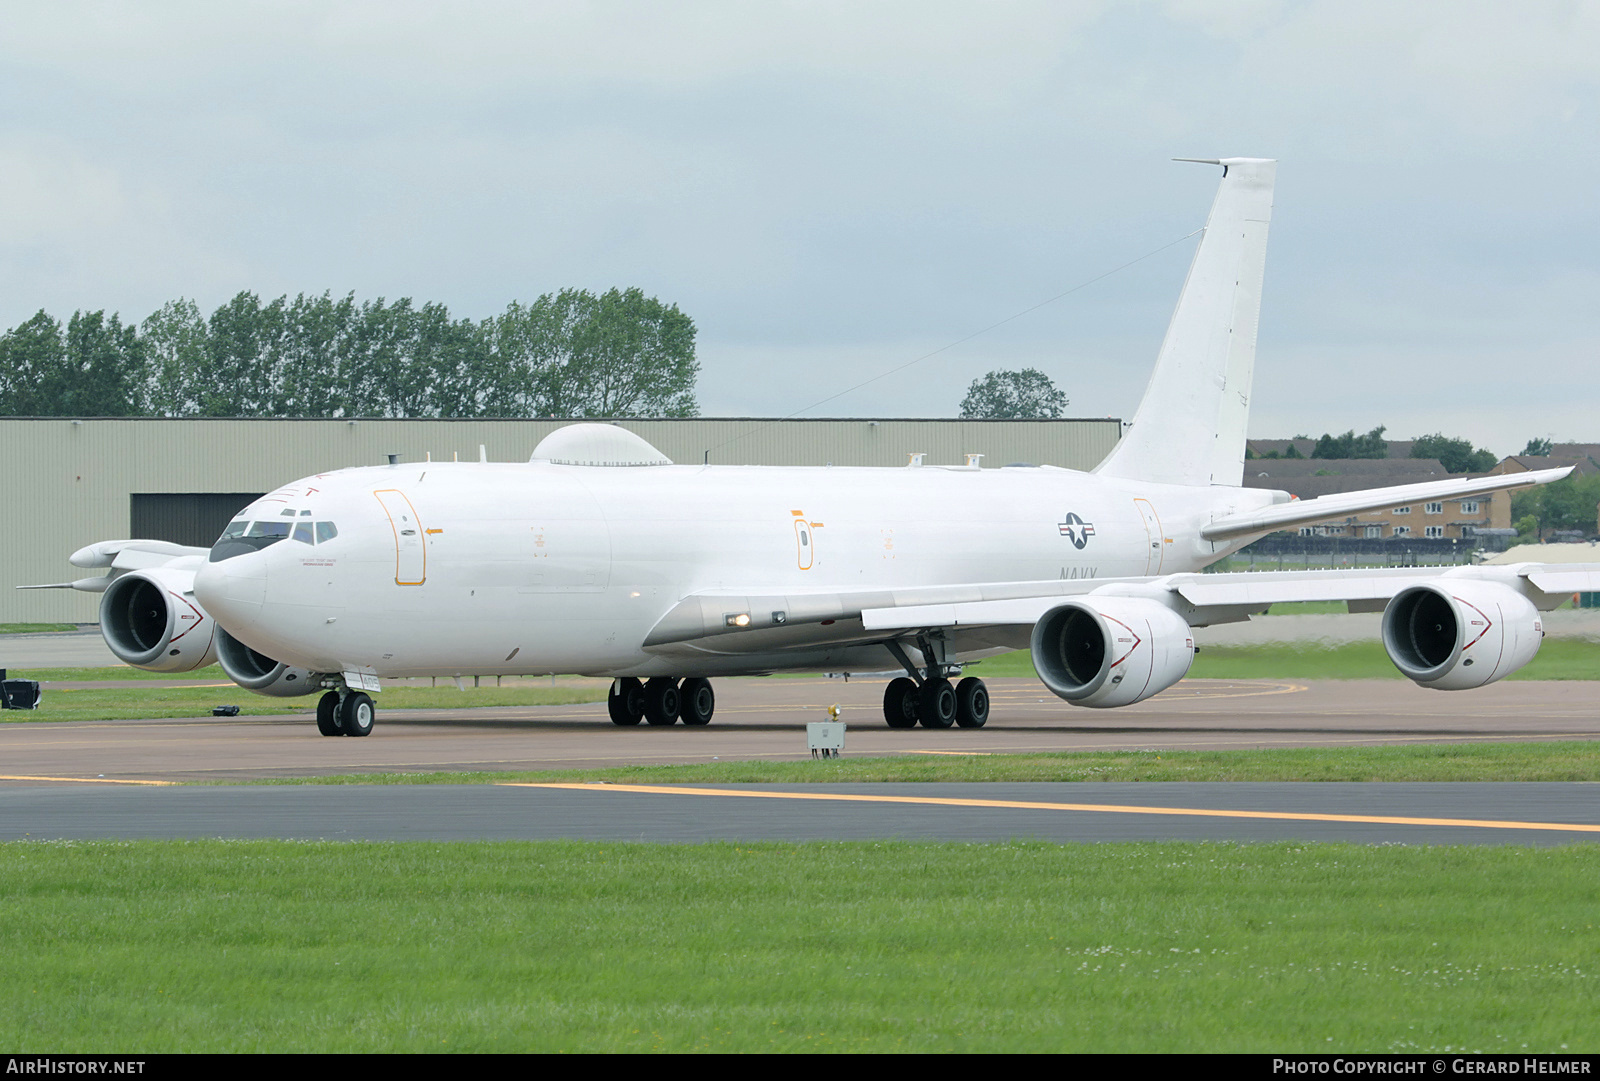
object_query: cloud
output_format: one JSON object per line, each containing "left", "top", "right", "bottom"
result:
{"left": 0, "top": 1, "right": 1594, "bottom": 444}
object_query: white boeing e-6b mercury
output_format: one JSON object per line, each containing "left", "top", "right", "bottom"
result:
{"left": 36, "top": 158, "right": 1600, "bottom": 737}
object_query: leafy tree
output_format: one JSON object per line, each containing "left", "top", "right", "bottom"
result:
{"left": 1522, "top": 437, "right": 1554, "bottom": 457}
{"left": 1311, "top": 425, "right": 1387, "bottom": 459}
{"left": 274, "top": 292, "right": 357, "bottom": 417}
{"left": 199, "top": 292, "right": 286, "bottom": 417}
{"left": 959, "top": 368, "right": 1068, "bottom": 419}
{"left": 1510, "top": 473, "right": 1600, "bottom": 539}
{"left": 1411, "top": 432, "right": 1496, "bottom": 474}
{"left": 554, "top": 287, "right": 698, "bottom": 417}
{"left": 489, "top": 288, "right": 698, "bottom": 418}
{"left": 0, "top": 311, "right": 66, "bottom": 415}
{"left": 0, "top": 310, "right": 141, "bottom": 416}
{"left": 139, "top": 299, "right": 209, "bottom": 416}
{"left": 0, "top": 286, "right": 697, "bottom": 419}
{"left": 54, "top": 311, "right": 143, "bottom": 416}
{"left": 412, "top": 304, "right": 494, "bottom": 419}
{"left": 1543, "top": 473, "right": 1600, "bottom": 535}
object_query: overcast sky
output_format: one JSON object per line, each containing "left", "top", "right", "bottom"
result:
{"left": 2, "top": 1, "right": 1595, "bottom": 454}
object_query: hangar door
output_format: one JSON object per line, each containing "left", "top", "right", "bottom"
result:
{"left": 131, "top": 493, "right": 264, "bottom": 549}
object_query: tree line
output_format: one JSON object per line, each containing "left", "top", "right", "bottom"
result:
{"left": 1248, "top": 425, "right": 1501, "bottom": 474}
{"left": 0, "top": 287, "right": 699, "bottom": 418}
{"left": 1247, "top": 425, "right": 1597, "bottom": 538}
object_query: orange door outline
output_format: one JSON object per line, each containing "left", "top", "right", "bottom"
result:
{"left": 1134, "top": 497, "right": 1164, "bottom": 575}
{"left": 374, "top": 489, "right": 427, "bottom": 585}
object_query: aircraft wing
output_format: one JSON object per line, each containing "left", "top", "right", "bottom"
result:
{"left": 860, "top": 563, "right": 1600, "bottom": 632}
{"left": 643, "top": 577, "right": 1124, "bottom": 651}
{"left": 1202, "top": 467, "right": 1571, "bottom": 541}
{"left": 19, "top": 540, "right": 210, "bottom": 592}
{"left": 645, "top": 562, "right": 1600, "bottom": 654}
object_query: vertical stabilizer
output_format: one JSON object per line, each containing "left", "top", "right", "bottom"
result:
{"left": 1094, "top": 157, "right": 1275, "bottom": 487}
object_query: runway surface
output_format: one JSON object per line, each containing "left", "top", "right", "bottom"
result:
{"left": 3, "top": 781, "right": 1598, "bottom": 845}
{"left": 4, "top": 646, "right": 1597, "bottom": 845}
{"left": 2, "top": 676, "right": 1596, "bottom": 785}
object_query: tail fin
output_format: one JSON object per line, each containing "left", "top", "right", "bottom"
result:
{"left": 1094, "top": 157, "right": 1275, "bottom": 487}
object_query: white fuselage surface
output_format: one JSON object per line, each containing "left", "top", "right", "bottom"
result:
{"left": 194, "top": 459, "right": 1274, "bottom": 679}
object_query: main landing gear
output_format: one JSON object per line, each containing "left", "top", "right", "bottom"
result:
{"left": 608, "top": 676, "right": 716, "bottom": 726}
{"left": 316, "top": 689, "right": 375, "bottom": 737}
{"left": 881, "top": 635, "right": 989, "bottom": 730}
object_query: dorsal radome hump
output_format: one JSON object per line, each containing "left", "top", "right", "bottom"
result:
{"left": 1094, "top": 157, "right": 1276, "bottom": 488}
{"left": 530, "top": 423, "right": 673, "bottom": 466}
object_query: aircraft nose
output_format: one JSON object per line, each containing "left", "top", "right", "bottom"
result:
{"left": 194, "top": 551, "right": 267, "bottom": 629}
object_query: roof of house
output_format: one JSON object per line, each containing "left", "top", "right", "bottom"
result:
{"left": 1243, "top": 458, "right": 1448, "bottom": 479}
{"left": 1480, "top": 541, "right": 1600, "bottom": 565}
{"left": 1492, "top": 456, "right": 1598, "bottom": 476}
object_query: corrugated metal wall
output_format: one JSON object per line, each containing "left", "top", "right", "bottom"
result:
{"left": 2, "top": 416, "right": 1121, "bottom": 622}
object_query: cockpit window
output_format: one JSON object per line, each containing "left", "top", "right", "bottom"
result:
{"left": 210, "top": 519, "right": 337, "bottom": 561}
{"left": 210, "top": 520, "right": 289, "bottom": 562}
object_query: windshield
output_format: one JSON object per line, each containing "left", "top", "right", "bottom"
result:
{"left": 209, "top": 519, "right": 337, "bottom": 562}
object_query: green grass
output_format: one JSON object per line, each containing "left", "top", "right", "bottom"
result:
{"left": 971, "top": 638, "right": 1600, "bottom": 681}
{"left": 23, "top": 664, "right": 232, "bottom": 682}
{"left": 12, "top": 637, "right": 1596, "bottom": 724}
{"left": 0, "top": 840, "right": 1594, "bottom": 1052}
{"left": 6, "top": 682, "right": 606, "bottom": 723}
{"left": 0, "top": 623, "right": 78, "bottom": 634}
{"left": 236, "top": 741, "right": 1600, "bottom": 786}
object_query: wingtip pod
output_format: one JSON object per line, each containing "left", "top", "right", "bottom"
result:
{"left": 1095, "top": 156, "right": 1276, "bottom": 488}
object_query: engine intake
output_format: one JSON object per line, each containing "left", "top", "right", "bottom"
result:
{"left": 216, "top": 628, "right": 325, "bottom": 697}
{"left": 1382, "top": 581, "right": 1542, "bottom": 690}
{"left": 1031, "top": 597, "right": 1195, "bottom": 708}
{"left": 99, "top": 570, "right": 217, "bottom": 673}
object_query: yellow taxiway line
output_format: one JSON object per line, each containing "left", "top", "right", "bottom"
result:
{"left": 505, "top": 782, "right": 1600, "bottom": 834}
{"left": 0, "top": 774, "right": 177, "bottom": 786}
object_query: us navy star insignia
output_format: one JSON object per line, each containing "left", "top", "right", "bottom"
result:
{"left": 1058, "top": 512, "right": 1096, "bottom": 549}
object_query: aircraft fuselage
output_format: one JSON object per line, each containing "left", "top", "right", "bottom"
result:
{"left": 193, "top": 460, "right": 1275, "bottom": 679}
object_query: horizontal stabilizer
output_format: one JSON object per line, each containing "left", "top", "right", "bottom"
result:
{"left": 1201, "top": 467, "right": 1572, "bottom": 541}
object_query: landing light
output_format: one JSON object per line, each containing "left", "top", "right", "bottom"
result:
{"left": 726, "top": 613, "right": 751, "bottom": 628}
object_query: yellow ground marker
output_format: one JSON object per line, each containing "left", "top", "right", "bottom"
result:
{"left": 0, "top": 774, "right": 177, "bottom": 786}
{"left": 505, "top": 782, "right": 1600, "bottom": 834}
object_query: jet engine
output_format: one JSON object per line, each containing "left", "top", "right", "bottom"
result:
{"left": 215, "top": 628, "right": 325, "bottom": 697}
{"left": 1381, "top": 581, "right": 1543, "bottom": 690}
{"left": 1030, "top": 597, "right": 1196, "bottom": 708}
{"left": 99, "top": 569, "right": 218, "bottom": 673}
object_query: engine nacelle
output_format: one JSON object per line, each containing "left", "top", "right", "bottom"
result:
{"left": 216, "top": 628, "right": 325, "bottom": 697}
{"left": 1382, "top": 581, "right": 1543, "bottom": 690}
{"left": 1031, "top": 597, "right": 1196, "bottom": 708}
{"left": 99, "top": 569, "right": 218, "bottom": 673}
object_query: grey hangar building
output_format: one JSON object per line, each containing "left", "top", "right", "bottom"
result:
{"left": 2, "top": 416, "right": 1123, "bottom": 624}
